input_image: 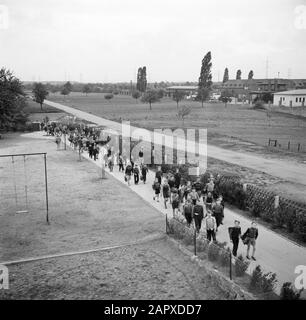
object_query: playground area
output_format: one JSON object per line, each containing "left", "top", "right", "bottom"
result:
{"left": 0, "top": 133, "right": 228, "bottom": 300}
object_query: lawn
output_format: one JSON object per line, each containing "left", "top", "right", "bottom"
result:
{"left": 47, "top": 92, "right": 306, "bottom": 153}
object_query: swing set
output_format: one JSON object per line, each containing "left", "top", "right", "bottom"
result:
{"left": 0, "top": 152, "right": 49, "bottom": 224}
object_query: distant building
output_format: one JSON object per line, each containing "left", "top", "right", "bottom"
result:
{"left": 166, "top": 85, "right": 198, "bottom": 97}
{"left": 273, "top": 89, "right": 306, "bottom": 107}
{"left": 221, "top": 78, "right": 306, "bottom": 102}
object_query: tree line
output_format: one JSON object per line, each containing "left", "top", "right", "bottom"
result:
{"left": 222, "top": 68, "right": 254, "bottom": 82}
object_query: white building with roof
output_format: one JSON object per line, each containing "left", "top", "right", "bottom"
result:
{"left": 273, "top": 89, "right": 306, "bottom": 107}
{"left": 166, "top": 85, "right": 198, "bottom": 97}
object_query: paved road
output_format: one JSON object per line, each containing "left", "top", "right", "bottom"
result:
{"left": 45, "top": 99, "right": 306, "bottom": 186}
{"left": 27, "top": 130, "right": 306, "bottom": 294}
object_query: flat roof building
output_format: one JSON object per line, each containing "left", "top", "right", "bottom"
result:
{"left": 273, "top": 89, "right": 306, "bottom": 107}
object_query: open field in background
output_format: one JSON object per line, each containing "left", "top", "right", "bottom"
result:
{"left": 24, "top": 93, "right": 306, "bottom": 204}
{"left": 45, "top": 92, "right": 306, "bottom": 156}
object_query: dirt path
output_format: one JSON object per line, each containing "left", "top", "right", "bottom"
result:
{"left": 44, "top": 99, "right": 306, "bottom": 186}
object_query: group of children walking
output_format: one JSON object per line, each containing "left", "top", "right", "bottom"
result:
{"left": 50, "top": 123, "right": 259, "bottom": 261}
{"left": 152, "top": 167, "right": 226, "bottom": 242}
{"left": 152, "top": 166, "right": 259, "bottom": 260}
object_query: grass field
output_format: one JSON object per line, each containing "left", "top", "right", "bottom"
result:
{"left": 45, "top": 92, "right": 306, "bottom": 154}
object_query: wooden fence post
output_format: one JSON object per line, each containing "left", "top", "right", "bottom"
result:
{"left": 194, "top": 228, "right": 197, "bottom": 256}
{"left": 274, "top": 195, "right": 279, "bottom": 209}
{"left": 229, "top": 252, "right": 232, "bottom": 280}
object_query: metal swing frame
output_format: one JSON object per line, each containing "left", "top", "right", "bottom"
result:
{"left": 0, "top": 152, "right": 49, "bottom": 224}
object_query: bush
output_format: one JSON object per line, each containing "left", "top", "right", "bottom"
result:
{"left": 293, "top": 212, "right": 306, "bottom": 242}
{"left": 104, "top": 93, "right": 114, "bottom": 100}
{"left": 216, "top": 177, "right": 246, "bottom": 210}
{"left": 196, "top": 238, "right": 209, "bottom": 253}
{"left": 172, "top": 221, "right": 186, "bottom": 239}
{"left": 280, "top": 282, "right": 303, "bottom": 300}
{"left": 250, "top": 265, "right": 263, "bottom": 290}
{"left": 219, "top": 247, "right": 231, "bottom": 267}
{"left": 207, "top": 243, "right": 220, "bottom": 262}
{"left": 250, "top": 265, "right": 277, "bottom": 293}
{"left": 253, "top": 100, "right": 265, "bottom": 110}
{"left": 234, "top": 254, "right": 250, "bottom": 277}
{"left": 261, "top": 271, "right": 277, "bottom": 293}
{"left": 272, "top": 205, "right": 286, "bottom": 228}
{"left": 200, "top": 172, "right": 213, "bottom": 185}
{"left": 182, "top": 228, "right": 194, "bottom": 246}
{"left": 284, "top": 207, "right": 297, "bottom": 233}
{"left": 249, "top": 195, "right": 275, "bottom": 222}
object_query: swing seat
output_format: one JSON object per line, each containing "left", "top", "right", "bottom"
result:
{"left": 16, "top": 210, "right": 29, "bottom": 214}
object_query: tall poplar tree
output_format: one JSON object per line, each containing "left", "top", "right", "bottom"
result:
{"left": 222, "top": 68, "right": 229, "bottom": 83}
{"left": 198, "top": 51, "right": 212, "bottom": 107}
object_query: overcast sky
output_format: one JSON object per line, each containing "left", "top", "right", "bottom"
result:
{"left": 0, "top": 0, "right": 305, "bottom": 82}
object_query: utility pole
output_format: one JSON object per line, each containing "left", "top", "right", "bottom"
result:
{"left": 265, "top": 57, "right": 269, "bottom": 79}
{"left": 288, "top": 68, "right": 291, "bottom": 79}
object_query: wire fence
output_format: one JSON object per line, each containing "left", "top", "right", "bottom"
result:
{"left": 165, "top": 212, "right": 279, "bottom": 298}
{"left": 268, "top": 138, "right": 306, "bottom": 153}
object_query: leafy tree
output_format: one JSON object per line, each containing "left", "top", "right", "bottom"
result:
{"left": 157, "top": 89, "right": 165, "bottom": 99}
{"left": 50, "top": 85, "right": 60, "bottom": 94}
{"left": 136, "top": 68, "right": 142, "bottom": 91}
{"left": 32, "top": 82, "right": 49, "bottom": 110}
{"left": 172, "top": 90, "right": 185, "bottom": 108}
{"left": 236, "top": 69, "right": 242, "bottom": 80}
{"left": 177, "top": 105, "right": 191, "bottom": 126}
{"left": 0, "top": 68, "right": 28, "bottom": 130}
{"left": 219, "top": 90, "right": 232, "bottom": 107}
{"left": 198, "top": 51, "right": 212, "bottom": 107}
{"left": 63, "top": 81, "right": 73, "bottom": 94}
{"left": 197, "top": 87, "right": 210, "bottom": 108}
{"left": 136, "top": 66, "right": 147, "bottom": 92}
{"left": 104, "top": 93, "right": 114, "bottom": 102}
{"left": 82, "top": 84, "right": 91, "bottom": 96}
{"left": 141, "top": 66, "right": 147, "bottom": 92}
{"left": 222, "top": 68, "right": 229, "bottom": 83}
{"left": 262, "top": 92, "right": 273, "bottom": 103}
{"left": 248, "top": 70, "right": 254, "bottom": 80}
{"left": 141, "top": 90, "right": 160, "bottom": 110}
{"left": 61, "top": 87, "right": 70, "bottom": 98}
{"left": 132, "top": 90, "right": 141, "bottom": 102}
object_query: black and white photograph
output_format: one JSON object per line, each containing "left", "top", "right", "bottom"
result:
{"left": 0, "top": 0, "right": 306, "bottom": 307}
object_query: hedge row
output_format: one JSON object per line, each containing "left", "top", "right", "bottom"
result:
{"left": 214, "top": 174, "right": 306, "bottom": 242}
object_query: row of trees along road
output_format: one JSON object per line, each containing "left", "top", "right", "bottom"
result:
{"left": 0, "top": 68, "right": 28, "bottom": 130}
